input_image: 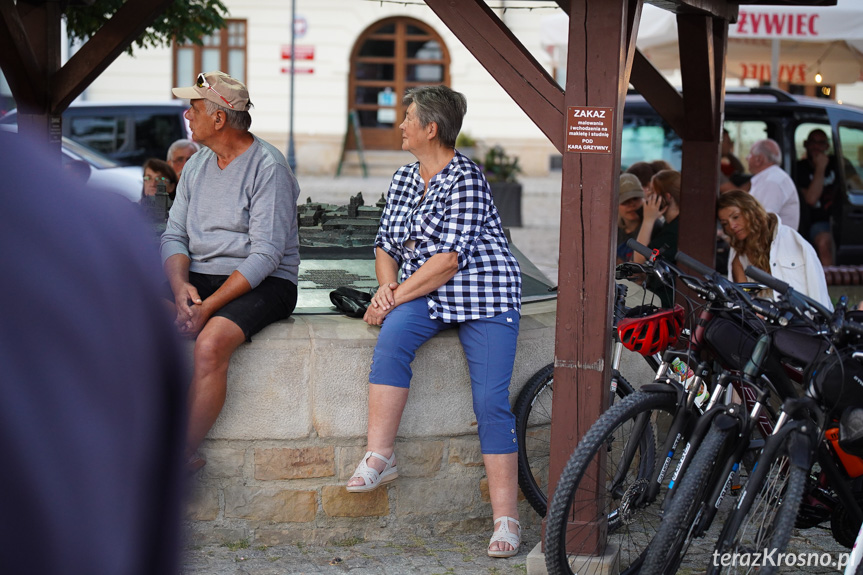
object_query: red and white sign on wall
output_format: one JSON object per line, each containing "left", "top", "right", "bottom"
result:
{"left": 281, "top": 67, "right": 314, "bottom": 75}
{"left": 281, "top": 45, "right": 315, "bottom": 60}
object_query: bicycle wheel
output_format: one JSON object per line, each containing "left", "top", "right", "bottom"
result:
{"left": 708, "top": 425, "right": 810, "bottom": 575}
{"left": 545, "top": 389, "right": 676, "bottom": 575}
{"left": 641, "top": 423, "right": 731, "bottom": 575}
{"left": 515, "top": 364, "right": 635, "bottom": 517}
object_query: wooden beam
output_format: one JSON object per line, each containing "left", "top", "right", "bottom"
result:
{"left": 630, "top": 49, "right": 685, "bottom": 136}
{"left": 623, "top": 0, "right": 643, "bottom": 83}
{"left": 52, "top": 0, "right": 175, "bottom": 112}
{"left": 676, "top": 14, "right": 728, "bottom": 270}
{"left": 678, "top": 14, "right": 717, "bottom": 142}
{"left": 0, "top": 0, "right": 45, "bottom": 109}
{"left": 648, "top": 0, "right": 738, "bottom": 20}
{"left": 423, "top": 0, "right": 565, "bottom": 152}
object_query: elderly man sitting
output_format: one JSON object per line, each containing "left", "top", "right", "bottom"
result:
{"left": 162, "top": 71, "right": 301, "bottom": 472}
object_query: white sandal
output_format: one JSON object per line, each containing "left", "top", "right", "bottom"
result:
{"left": 488, "top": 516, "right": 521, "bottom": 558}
{"left": 346, "top": 450, "right": 398, "bottom": 493}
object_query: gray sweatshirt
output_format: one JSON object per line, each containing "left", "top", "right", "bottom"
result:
{"left": 160, "top": 135, "right": 300, "bottom": 287}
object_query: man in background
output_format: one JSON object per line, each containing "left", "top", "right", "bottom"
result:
{"left": 747, "top": 138, "right": 800, "bottom": 230}
{"left": 796, "top": 128, "right": 838, "bottom": 266}
{"left": 167, "top": 138, "right": 199, "bottom": 178}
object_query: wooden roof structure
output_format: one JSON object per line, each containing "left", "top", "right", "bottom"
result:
{"left": 422, "top": 0, "right": 835, "bottom": 555}
{"left": 0, "top": 0, "right": 838, "bottom": 555}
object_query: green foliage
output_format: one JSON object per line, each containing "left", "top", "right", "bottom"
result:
{"left": 64, "top": 0, "right": 229, "bottom": 56}
{"left": 455, "top": 132, "right": 477, "bottom": 149}
{"left": 480, "top": 145, "right": 521, "bottom": 183}
{"left": 221, "top": 539, "right": 250, "bottom": 551}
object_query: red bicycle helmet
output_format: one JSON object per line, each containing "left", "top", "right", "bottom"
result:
{"left": 617, "top": 304, "right": 685, "bottom": 356}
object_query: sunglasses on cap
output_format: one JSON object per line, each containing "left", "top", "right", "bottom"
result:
{"left": 196, "top": 73, "right": 234, "bottom": 109}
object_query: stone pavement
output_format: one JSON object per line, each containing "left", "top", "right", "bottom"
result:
{"left": 182, "top": 523, "right": 543, "bottom": 574}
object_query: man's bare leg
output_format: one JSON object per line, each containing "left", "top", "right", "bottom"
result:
{"left": 815, "top": 231, "right": 834, "bottom": 267}
{"left": 185, "top": 317, "right": 246, "bottom": 462}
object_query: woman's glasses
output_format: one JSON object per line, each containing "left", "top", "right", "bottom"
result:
{"left": 196, "top": 73, "right": 234, "bottom": 109}
{"left": 143, "top": 176, "right": 170, "bottom": 182}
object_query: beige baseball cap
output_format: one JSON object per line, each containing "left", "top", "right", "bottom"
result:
{"left": 619, "top": 173, "right": 645, "bottom": 204}
{"left": 172, "top": 71, "right": 252, "bottom": 112}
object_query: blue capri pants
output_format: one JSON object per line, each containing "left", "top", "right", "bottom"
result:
{"left": 369, "top": 297, "right": 521, "bottom": 455}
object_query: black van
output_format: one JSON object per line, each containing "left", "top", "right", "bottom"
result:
{"left": 621, "top": 87, "right": 863, "bottom": 264}
{"left": 0, "top": 101, "right": 190, "bottom": 167}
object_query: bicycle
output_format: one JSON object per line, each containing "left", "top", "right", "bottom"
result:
{"left": 514, "top": 266, "right": 665, "bottom": 517}
{"left": 699, "top": 267, "right": 863, "bottom": 575}
{"left": 543, "top": 242, "right": 794, "bottom": 575}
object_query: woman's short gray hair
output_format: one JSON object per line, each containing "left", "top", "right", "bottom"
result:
{"left": 204, "top": 99, "right": 253, "bottom": 131}
{"left": 403, "top": 85, "right": 466, "bottom": 149}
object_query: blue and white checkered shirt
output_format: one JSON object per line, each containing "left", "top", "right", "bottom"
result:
{"left": 375, "top": 151, "right": 522, "bottom": 323}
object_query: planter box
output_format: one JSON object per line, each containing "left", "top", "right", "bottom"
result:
{"left": 490, "top": 181, "right": 523, "bottom": 228}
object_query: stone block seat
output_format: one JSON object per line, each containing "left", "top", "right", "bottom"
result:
{"left": 185, "top": 299, "right": 557, "bottom": 546}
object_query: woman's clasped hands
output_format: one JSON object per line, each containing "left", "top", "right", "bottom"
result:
{"left": 364, "top": 281, "right": 399, "bottom": 326}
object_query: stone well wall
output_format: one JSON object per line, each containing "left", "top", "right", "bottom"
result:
{"left": 185, "top": 299, "right": 557, "bottom": 546}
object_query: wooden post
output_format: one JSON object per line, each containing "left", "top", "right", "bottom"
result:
{"left": 546, "top": 0, "right": 639, "bottom": 554}
{"left": 677, "top": 13, "right": 728, "bottom": 269}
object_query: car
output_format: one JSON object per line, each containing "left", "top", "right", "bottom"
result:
{"left": 620, "top": 86, "right": 863, "bottom": 264}
{"left": 0, "top": 100, "right": 190, "bottom": 167}
{"left": 61, "top": 135, "right": 143, "bottom": 202}
{"left": 0, "top": 124, "right": 142, "bottom": 202}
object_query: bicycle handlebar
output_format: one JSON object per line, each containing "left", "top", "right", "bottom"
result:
{"left": 674, "top": 251, "right": 714, "bottom": 279}
{"left": 626, "top": 238, "right": 656, "bottom": 261}
{"left": 741, "top": 265, "right": 858, "bottom": 336}
{"left": 625, "top": 239, "right": 713, "bottom": 299}
{"left": 674, "top": 251, "right": 787, "bottom": 324}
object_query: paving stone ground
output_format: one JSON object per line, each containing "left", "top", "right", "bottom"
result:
{"left": 181, "top": 523, "right": 542, "bottom": 575}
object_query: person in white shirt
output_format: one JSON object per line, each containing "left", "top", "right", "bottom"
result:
{"left": 746, "top": 138, "right": 800, "bottom": 231}
{"left": 717, "top": 189, "right": 830, "bottom": 309}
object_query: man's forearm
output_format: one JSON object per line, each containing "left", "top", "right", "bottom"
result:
{"left": 804, "top": 172, "right": 825, "bottom": 206}
{"left": 164, "top": 253, "right": 192, "bottom": 294}
{"left": 201, "top": 270, "right": 252, "bottom": 316}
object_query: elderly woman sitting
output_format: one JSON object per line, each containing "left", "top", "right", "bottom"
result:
{"left": 345, "top": 85, "right": 524, "bottom": 559}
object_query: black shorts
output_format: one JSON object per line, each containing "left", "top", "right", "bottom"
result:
{"left": 185, "top": 272, "right": 297, "bottom": 341}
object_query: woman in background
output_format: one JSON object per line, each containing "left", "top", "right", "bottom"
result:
{"left": 616, "top": 172, "right": 645, "bottom": 263}
{"left": 717, "top": 189, "right": 830, "bottom": 308}
{"left": 141, "top": 158, "right": 178, "bottom": 201}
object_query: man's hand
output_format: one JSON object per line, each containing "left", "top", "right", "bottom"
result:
{"left": 178, "top": 301, "right": 213, "bottom": 338}
{"left": 173, "top": 282, "right": 204, "bottom": 336}
{"left": 812, "top": 151, "right": 829, "bottom": 173}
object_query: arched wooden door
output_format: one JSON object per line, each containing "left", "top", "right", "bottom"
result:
{"left": 348, "top": 17, "right": 450, "bottom": 150}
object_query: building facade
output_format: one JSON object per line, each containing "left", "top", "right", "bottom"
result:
{"left": 83, "top": 0, "right": 560, "bottom": 176}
